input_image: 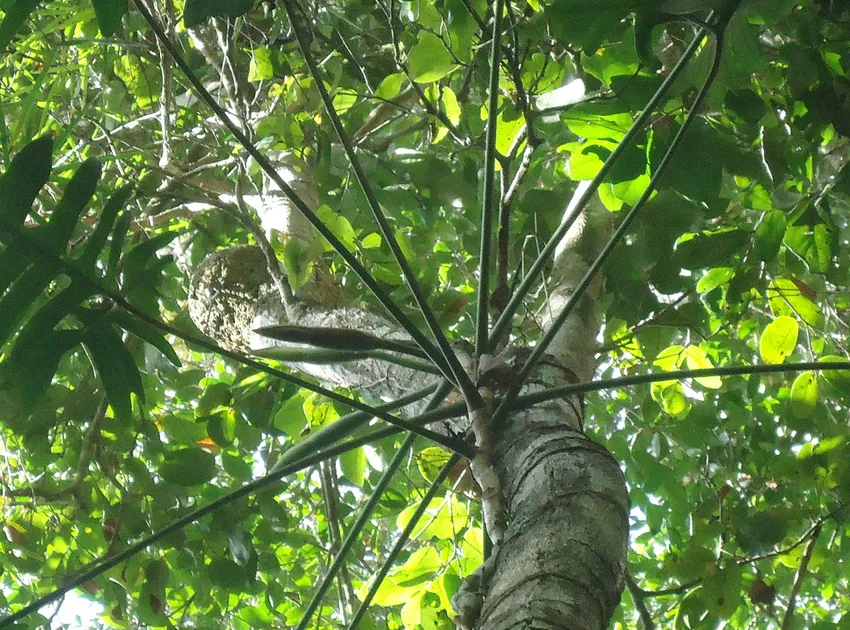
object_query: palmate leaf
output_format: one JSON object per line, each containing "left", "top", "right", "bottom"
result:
{"left": 0, "top": 136, "right": 177, "bottom": 428}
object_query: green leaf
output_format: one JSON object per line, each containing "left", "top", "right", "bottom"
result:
{"left": 754, "top": 210, "right": 787, "bottom": 262}
{"left": 183, "top": 0, "right": 253, "bottom": 28}
{"left": 316, "top": 204, "right": 356, "bottom": 251}
{"left": 563, "top": 103, "right": 634, "bottom": 141}
{"left": 159, "top": 448, "right": 217, "bottom": 486}
{"left": 441, "top": 87, "right": 461, "bottom": 126}
{"left": 0, "top": 329, "right": 82, "bottom": 415}
{"left": 113, "top": 53, "right": 161, "bottom": 108}
{"left": 0, "top": 135, "right": 53, "bottom": 241}
{"left": 820, "top": 356, "right": 850, "bottom": 393}
{"left": 110, "top": 309, "right": 181, "bottom": 367}
{"left": 0, "top": 0, "right": 41, "bottom": 52}
{"left": 83, "top": 321, "right": 145, "bottom": 422}
{"left": 196, "top": 382, "right": 231, "bottom": 417}
{"left": 207, "top": 558, "right": 248, "bottom": 590}
{"left": 228, "top": 529, "right": 253, "bottom": 566}
{"left": 790, "top": 372, "right": 818, "bottom": 419}
{"left": 160, "top": 415, "right": 208, "bottom": 445}
{"left": 208, "top": 412, "right": 236, "bottom": 446}
{"left": 653, "top": 121, "right": 725, "bottom": 203}
{"left": 368, "top": 546, "right": 439, "bottom": 606}
{"left": 43, "top": 157, "right": 101, "bottom": 251}
{"left": 281, "top": 238, "right": 315, "bottom": 292}
{"left": 78, "top": 184, "right": 133, "bottom": 270}
{"left": 273, "top": 395, "right": 307, "bottom": 436}
{"left": 0, "top": 261, "right": 60, "bottom": 345}
{"left": 375, "top": 73, "right": 405, "bottom": 100}
{"left": 340, "top": 447, "right": 366, "bottom": 487}
{"left": 702, "top": 566, "right": 742, "bottom": 618}
{"left": 361, "top": 232, "right": 382, "bottom": 249}
{"left": 397, "top": 496, "right": 469, "bottom": 540}
{"left": 785, "top": 223, "right": 833, "bottom": 273}
{"left": 408, "top": 32, "right": 457, "bottom": 83}
{"left": 248, "top": 46, "right": 274, "bottom": 82}
{"left": 106, "top": 209, "right": 131, "bottom": 286}
{"left": 121, "top": 231, "right": 179, "bottom": 290}
{"left": 633, "top": 9, "right": 665, "bottom": 70}
{"left": 91, "top": 0, "right": 127, "bottom": 37}
{"left": 759, "top": 316, "right": 798, "bottom": 365}
{"left": 547, "top": 0, "right": 632, "bottom": 53}
{"left": 416, "top": 447, "right": 452, "bottom": 483}
{"left": 672, "top": 229, "right": 748, "bottom": 270}
{"left": 651, "top": 381, "right": 692, "bottom": 419}
{"left": 222, "top": 453, "right": 253, "bottom": 481}
{"left": 737, "top": 510, "right": 788, "bottom": 552}
{"left": 695, "top": 267, "right": 734, "bottom": 294}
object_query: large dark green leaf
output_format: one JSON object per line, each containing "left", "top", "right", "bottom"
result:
{"left": 120, "top": 231, "right": 179, "bottom": 312}
{"left": 547, "top": 0, "right": 633, "bottom": 53}
{"left": 0, "top": 329, "right": 82, "bottom": 416}
{"left": 78, "top": 184, "right": 133, "bottom": 270}
{"left": 671, "top": 228, "right": 749, "bottom": 270}
{"left": 0, "top": 158, "right": 101, "bottom": 343}
{"left": 110, "top": 309, "right": 181, "bottom": 367}
{"left": 91, "top": 0, "right": 127, "bottom": 37}
{"left": 0, "top": 135, "right": 52, "bottom": 238}
{"left": 82, "top": 318, "right": 145, "bottom": 422}
{"left": 183, "top": 0, "right": 253, "bottom": 28}
{"left": 0, "top": 0, "right": 42, "bottom": 52}
{"left": 159, "top": 448, "right": 217, "bottom": 486}
{"left": 41, "top": 157, "right": 101, "bottom": 250}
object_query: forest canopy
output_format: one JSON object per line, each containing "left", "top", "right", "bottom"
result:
{"left": 1, "top": 0, "right": 850, "bottom": 629}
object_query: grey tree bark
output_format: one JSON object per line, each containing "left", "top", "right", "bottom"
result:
{"left": 187, "top": 158, "right": 629, "bottom": 629}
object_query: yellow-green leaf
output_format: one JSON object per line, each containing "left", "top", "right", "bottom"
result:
{"left": 684, "top": 345, "right": 722, "bottom": 389}
{"left": 397, "top": 496, "right": 469, "bottom": 540}
{"left": 376, "top": 73, "right": 405, "bottom": 100}
{"left": 441, "top": 87, "right": 461, "bottom": 126}
{"left": 361, "top": 232, "right": 382, "bottom": 249}
{"left": 767, "top": 278, "right": 824, "bottom": 328}
{"left": 417, "top": 446, "right": 451, "bottom": 483}
{"left": 248, "top": 46, "right": 274, "bottom": 82}
{"left": 759, "top": 316, "right": 798, "bottom": 364}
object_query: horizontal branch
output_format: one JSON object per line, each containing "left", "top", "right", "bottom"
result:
{"left": 514, "top": 361, "right": 850, "bottom": 410}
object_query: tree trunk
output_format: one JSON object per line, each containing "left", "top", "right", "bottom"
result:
{"left": 480, "top": 367, "right": 629, "bottom": 629}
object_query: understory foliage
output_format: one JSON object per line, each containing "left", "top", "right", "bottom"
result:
{"left": 1, "top": 0, "right": 850, "bottom": 629}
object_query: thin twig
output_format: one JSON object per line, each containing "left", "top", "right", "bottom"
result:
{"left": 625, "top": 573, "right": 655, "bottom": 629}
{"left": 780, "top": 524, "right": 822, "bottom": 630}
